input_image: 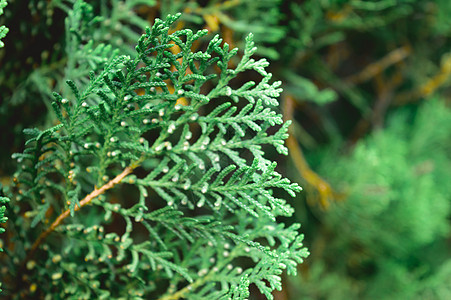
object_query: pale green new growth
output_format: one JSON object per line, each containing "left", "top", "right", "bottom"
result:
{"left": 0, "top": 0, "right": 7, "bottom": 48}
{"left": 9, "top": 9, "right": 308, "bottom": 299}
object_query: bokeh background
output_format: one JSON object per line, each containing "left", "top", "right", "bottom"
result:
{"left": 1, "top": 1, "right": 450, "bottom": 299}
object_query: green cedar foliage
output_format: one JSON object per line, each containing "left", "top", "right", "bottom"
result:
{"left": 292, "top": 98, "right": 451, "bottom": 299}
{"left": 0, "top": 0, "right": 7, "bottom": 48}
{"left": 0, "top": 0, "right": 8, "bottom": 294}
{"left": 160, "top": 0, "right": 285, "bottom": 60}
{"left": 281, "top": 0, "right": 451, "bottom": 143}
{"left": 0, "top": 0, "right": 157, "bottom": 173}
{"left": 4, "top": 10, "right": 308, "bottom": 299}
{"left": 323, "top": 99, "right": 450, "bottom": 257}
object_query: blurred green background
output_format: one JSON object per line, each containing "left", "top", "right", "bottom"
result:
{"left": 1, "top": 1, "right": 450, "bottom": 299}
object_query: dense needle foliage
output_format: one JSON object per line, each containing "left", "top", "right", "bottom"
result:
{"left": 1, "top": 6, "right": 308, "bottom": 299}
{"left": 1, "top": 1, "right": 450, "bottom": 299}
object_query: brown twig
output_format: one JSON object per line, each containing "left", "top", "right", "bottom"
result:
{"left": 23, "top": 166, "right": 134, "bottom": 266}
{"left": 158, "top": 273, "right": 209, "bottom": 300}
{"left": 283, "top": 95, "right": 339, "bottom": 209}
{"left": 395, "top": 52, "right": 451, "bottom": 105}
{"left": 347, "top": 64, "right": 404, "bottom": 145}
{"left": 344, "top": 45, "right": 411, "bottom": 85}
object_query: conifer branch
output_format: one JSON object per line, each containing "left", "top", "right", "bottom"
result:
{"left": 0, "top": 0, "right": 7, "bottom": 48}
{"left": 158, "top": 277, "right": 208, "bottom": 300}
{"left": 7, "top": 7, "right": 307, "bottom": 298}
{"left": 24, "top": 165, "right": 134, "bottom": 264}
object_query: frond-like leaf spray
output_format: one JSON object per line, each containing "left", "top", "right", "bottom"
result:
{"left": 9, "top": 10, "right": 308, "bottom": 299}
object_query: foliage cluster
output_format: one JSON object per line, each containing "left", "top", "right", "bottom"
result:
{"left": 293, "top": 98, "right": 451, "bottom": 299}
{"left": 0, "top": 0, "right": 7, "bottom": 48}
{"left": 1, "top": 0, "right": 451, "bottom": 299}
{"left": 1, "top": 2, "right": 308, "bottom": 299}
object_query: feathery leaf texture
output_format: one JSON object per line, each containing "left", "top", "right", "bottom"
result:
{"left": 0, "top": 0, "right": 7, "bottom": 48}
{"left": 10, "top": 10, "right": 307, "bottom": 299}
